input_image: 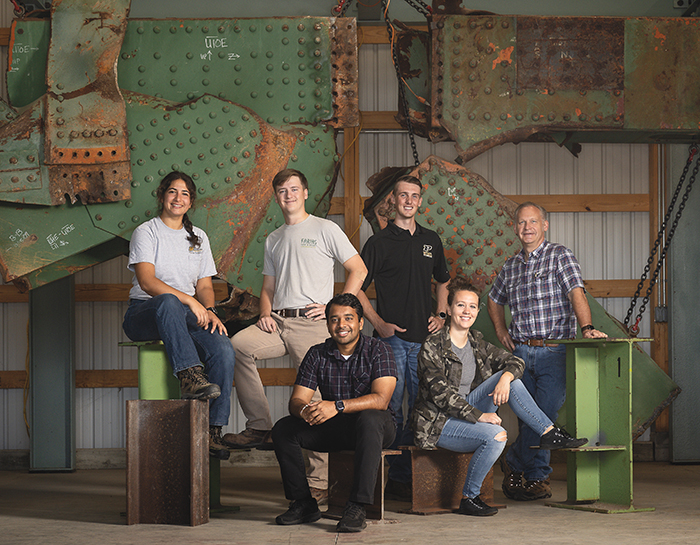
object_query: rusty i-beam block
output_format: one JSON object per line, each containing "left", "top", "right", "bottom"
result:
{"left": 126, "top": 400, "right": 209, "bottom": 526}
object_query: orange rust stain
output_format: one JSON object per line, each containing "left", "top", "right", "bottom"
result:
{"left": 575, "top": 108, "right": 582, "bottom": 116}
{"left": 654, "top": 27, "right": 666, "bottom": 45}
{"left": 492, "top": 46, "right": 514, "bottom": 70}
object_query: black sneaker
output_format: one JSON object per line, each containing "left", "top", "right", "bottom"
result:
{"left": 275, "top": 498, "right": 321, "bottom": 526}
{"left": 336, "top": 501, "right": 367, "bottom": 533}
{"left": 177, "top": 365, "right": 220, "bottom": 400}
{"left": 456, "top": 495, "right": 498, "bottom": 516}
{"left": 539, "top": 426, "right": 588, "bottom": 450}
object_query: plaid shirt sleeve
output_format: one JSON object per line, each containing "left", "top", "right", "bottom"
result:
{"left": 556, "top": 246, "right": 585, "bottom": 295}
{"left": 370, "top": 339, "right": 397, "bottom": 381}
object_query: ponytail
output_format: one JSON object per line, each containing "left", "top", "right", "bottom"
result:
{"left": 182, "top": 213, "right": 201, "bottom": 249}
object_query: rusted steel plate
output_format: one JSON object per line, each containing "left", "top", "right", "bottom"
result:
{"left": 43, "top": 0, "right": 131, "bottom": 204}
{"left": 625, "top": 17, "right": 700, "bottom": 131}
{"left": 364, "top": 156, "right": 520, "bottom": 292}
{"left": 517, "top": 17, "right": 625, "bottom": 91}
{"left": 329, "top": 17, "right": 359, "bottom": 128}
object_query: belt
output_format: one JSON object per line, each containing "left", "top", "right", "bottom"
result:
{"left": 518, "top": 339, "right": 561, "bottom": 348}
{"left": 275, "top": 308, "right": 309, "bottom": 318}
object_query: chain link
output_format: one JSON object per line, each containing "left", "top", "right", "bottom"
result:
{"left": 338, "top": 0, "right": 354, "bottom": 17}
{"left": 624, "top": 143, "right": 700, "bottom": 335}
{"left": 381, "top": 0, "right": 422, "bottom": 166}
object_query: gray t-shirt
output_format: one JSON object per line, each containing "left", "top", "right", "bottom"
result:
{"left": 452, "top": 341, "right": 477, "bottom": 398}
{"left": 127, "top": 216, "right": 217, "bottom": 300}
{"left": 263, "top": 214, "right": 358, "bottom": 310}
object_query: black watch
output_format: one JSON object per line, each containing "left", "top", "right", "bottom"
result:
{"left": 438, "top": 312, "right": 447, "bottom": 320}
{"left": 206, "top": 306, "right": 218, "bottom": 316}
{"left": 335, "top": 400, "right": 345, "bottom": 413}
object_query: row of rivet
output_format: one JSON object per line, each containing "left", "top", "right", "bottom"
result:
{"left": 0, "top": 172, "right": 38, "bottom": 183}
{"left": 134, "top": 22, "right": 324, "bottom": 34}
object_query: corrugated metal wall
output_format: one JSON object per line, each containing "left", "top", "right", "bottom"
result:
{"left": 1, "top": 41, "right": 651, "bottom": 450}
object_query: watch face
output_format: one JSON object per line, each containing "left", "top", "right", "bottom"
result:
{"left": 336, "top": 400, "right": 345, "bottom": 412}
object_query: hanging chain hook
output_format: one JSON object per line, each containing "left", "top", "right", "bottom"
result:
{"left": 624, "top": 143, "right": 700, "bottom": 336}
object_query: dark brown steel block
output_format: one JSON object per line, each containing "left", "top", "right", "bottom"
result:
{"left": 326, "top": 449, "right": 400, "bottom": 521}
{"left": 126, "top": 400, "right": 209, "bottom": 526}
{"left": 401, "top": 446, "right": 494, "bottom": 515}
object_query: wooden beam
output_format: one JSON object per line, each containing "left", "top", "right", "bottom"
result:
{"left": 0, "top": 368, "right": 297, "bottom": 389}
{"left": 361, "top": 111, "right": 403, "bottom": 130}
{"left": 358, "top": 24, "right": 428, "bottom": 45}
{"left": 343, "top": 126, "right": 362, "bottom": 249}
{"left": 509, "top": 194, "right": 650, "bottom": 213}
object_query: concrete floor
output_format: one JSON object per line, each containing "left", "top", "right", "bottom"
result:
{"left": 1, "top": 461, "right": 699, "bottom": 545}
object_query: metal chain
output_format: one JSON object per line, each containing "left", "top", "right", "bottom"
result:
{"left": 624, "top": 143, "right": 700, "bottom": 335}
{"left": 338, "top": 0, "right": 354, "bottom": 17}
{"left": 403, "top": 0, "right": 433, "bottom": 17}
{"left": 382, "top": 0, "right": 421, "bottom": 166}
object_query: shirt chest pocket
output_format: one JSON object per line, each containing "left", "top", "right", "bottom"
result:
{"left": 530, "top": 264, "right": 557, "bottom": 300}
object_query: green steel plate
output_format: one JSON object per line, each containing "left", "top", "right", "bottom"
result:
{"left": 7, "top": 17, "right": 357, "bottom": 128}
{"left": 364, "top": 156, "right": 520, "bottom": 292}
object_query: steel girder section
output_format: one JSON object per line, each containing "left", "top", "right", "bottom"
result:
{"left": 433, "top": 15, "right": 624, "bottom": 162}
{"left": 43, "top": 0, "right": 132, "bottom": 204}
{"left": 364, "top": 156, "right": 520, "bottom": 292}
{"left": 393, "top": 15, "right": 700, "bottom": 162}
{"left": 7, "top": 17, "right": 359, "bottom": 129}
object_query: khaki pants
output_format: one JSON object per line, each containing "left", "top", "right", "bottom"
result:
{"left": 230, "top": 313, "right": 329, "bottom": 488}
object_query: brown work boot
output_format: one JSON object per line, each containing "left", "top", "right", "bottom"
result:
{"left": 518, "top": 478, "right": 552, "bottom": 501}
{"left": 209, "top": 426, "right": 231, "bottom": 459}
{"left": 222, "top": 428, "right": 273, "bottom": 450}
{"left": 177, "top": 365, "right": 220, "bottom": 400}
{"left": 500, "top": 457, "right": 524, "bottom": 500}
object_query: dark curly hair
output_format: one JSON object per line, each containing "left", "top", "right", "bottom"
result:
{"left": 156, "top": 171, "right": 201, "bottom": 248}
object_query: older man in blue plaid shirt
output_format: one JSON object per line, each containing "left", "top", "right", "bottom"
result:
{"left": 272, "top": 293, "right": 397, "bottom": 533}
{"left": 487, "top": 201, "right": 606, "bottom": 502}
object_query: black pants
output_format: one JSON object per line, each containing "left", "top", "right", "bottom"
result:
{"left": 272, "top": 410, "right": 396, "bottom": 505}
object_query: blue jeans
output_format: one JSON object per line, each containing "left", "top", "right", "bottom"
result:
{"left": 384, "top": 335, "right": 421, "bottom": 483}
{"left": 122, "top": 294, "right": 235, "bottom": 427}
{"left": 506, "top": 344, "right": 567, "bottom": 481}
{"left": 436, "top": 371, "right": 553, "bottom": 498}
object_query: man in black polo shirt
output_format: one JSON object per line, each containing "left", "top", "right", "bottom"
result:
{"left": 357, "top": 175, "right": 451, "bottom": 498}
{"left": 272, "top": 293, "right": 397, "bottom": 533}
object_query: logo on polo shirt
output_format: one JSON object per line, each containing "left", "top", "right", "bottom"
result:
{"left": 423, "top": 244, "right": 433, "bottom": 258}
{"left": 301, "top": 237, "right": 318, "bottom": 248}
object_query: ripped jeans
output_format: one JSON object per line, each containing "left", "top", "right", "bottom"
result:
{"left": 436, "top": 370, "right": 552, "bottom": 498}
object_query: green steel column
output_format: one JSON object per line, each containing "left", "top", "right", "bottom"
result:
{"left": 29, "top": 276, "right": 75, "bottom": 471}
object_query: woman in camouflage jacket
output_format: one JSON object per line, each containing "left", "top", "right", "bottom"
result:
{"left": 411, "top": 276, "right": 587, "bottom": 516}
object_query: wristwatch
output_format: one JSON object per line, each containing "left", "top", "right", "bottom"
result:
{"left": 335, "top": 400, "right": 345, "bottom": 413}
{"left": 206, "top": 306, "right": 218, "bottom": 316}
{"left": 438, "top": 312, "right": 447, "bottom": 320}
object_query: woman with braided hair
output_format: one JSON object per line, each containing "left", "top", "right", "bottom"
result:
{"left": 122, "top": 171, "right": 236, "bottom": 455}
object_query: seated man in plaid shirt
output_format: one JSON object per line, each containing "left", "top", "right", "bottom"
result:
{"left": 271, "top": 293, "right": 397, "bottom": 533}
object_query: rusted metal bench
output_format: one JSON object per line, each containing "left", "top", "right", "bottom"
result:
{"left": 399, "top": 446, "right": 498, "bottom": 515}
{"left": 325, "top": 449, "right": 401, "bottom": 523}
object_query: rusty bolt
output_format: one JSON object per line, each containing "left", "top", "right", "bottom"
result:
{"left": 9, "top": 157, "right": 18, "bottom": 164}
{"left": 548, "top": 113, "right": 556, "bottom": 121}
{"left": 484, "top": 113, "right": 491, "bottom": 121}
{"left": 466, "top": 238, "right": 474, "bottom": 245}
{"left": 506, "top": 239, "right": 513, "bottom": 246}
{"left": 496, "top": 229, "right": 503, "bottom": 236}
{"left": 563, "top": 114, "right": 571, "bottom": 121}
{"left": 516, "top": 114, "right": 523, "bottom": 121}
{"left": 475, "top": 248, "right": 483, "bottom": 256}
{"left": 496, "top": 248, "right": 503, "bottom": 256}
{"left": 11, "top": 176, "right": 19, "bottom": 183}
{"left": 595, "top": 114, "right": 603, "bottom": 122}
{"left": 468, "top": 113, "right": 476, "bottom": 121}
{"left": 469, "top": 21, "right": 477, "bottom": 29}
{"left": 56, "top": 118, "right": 65, "bottom": 126}
{"left": 579, "top": 114, "right": 588, "bottom": 121}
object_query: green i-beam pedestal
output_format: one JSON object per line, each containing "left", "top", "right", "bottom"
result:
{"left": 546, "top": 338, "right": 655, "bottom": 513}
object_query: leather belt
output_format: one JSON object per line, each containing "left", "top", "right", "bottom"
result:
{"left": 275, "top": 308, "right": 309, "bottom": 318}
{"left": 518, "top": 339, "right": 560, "bottom": 348}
